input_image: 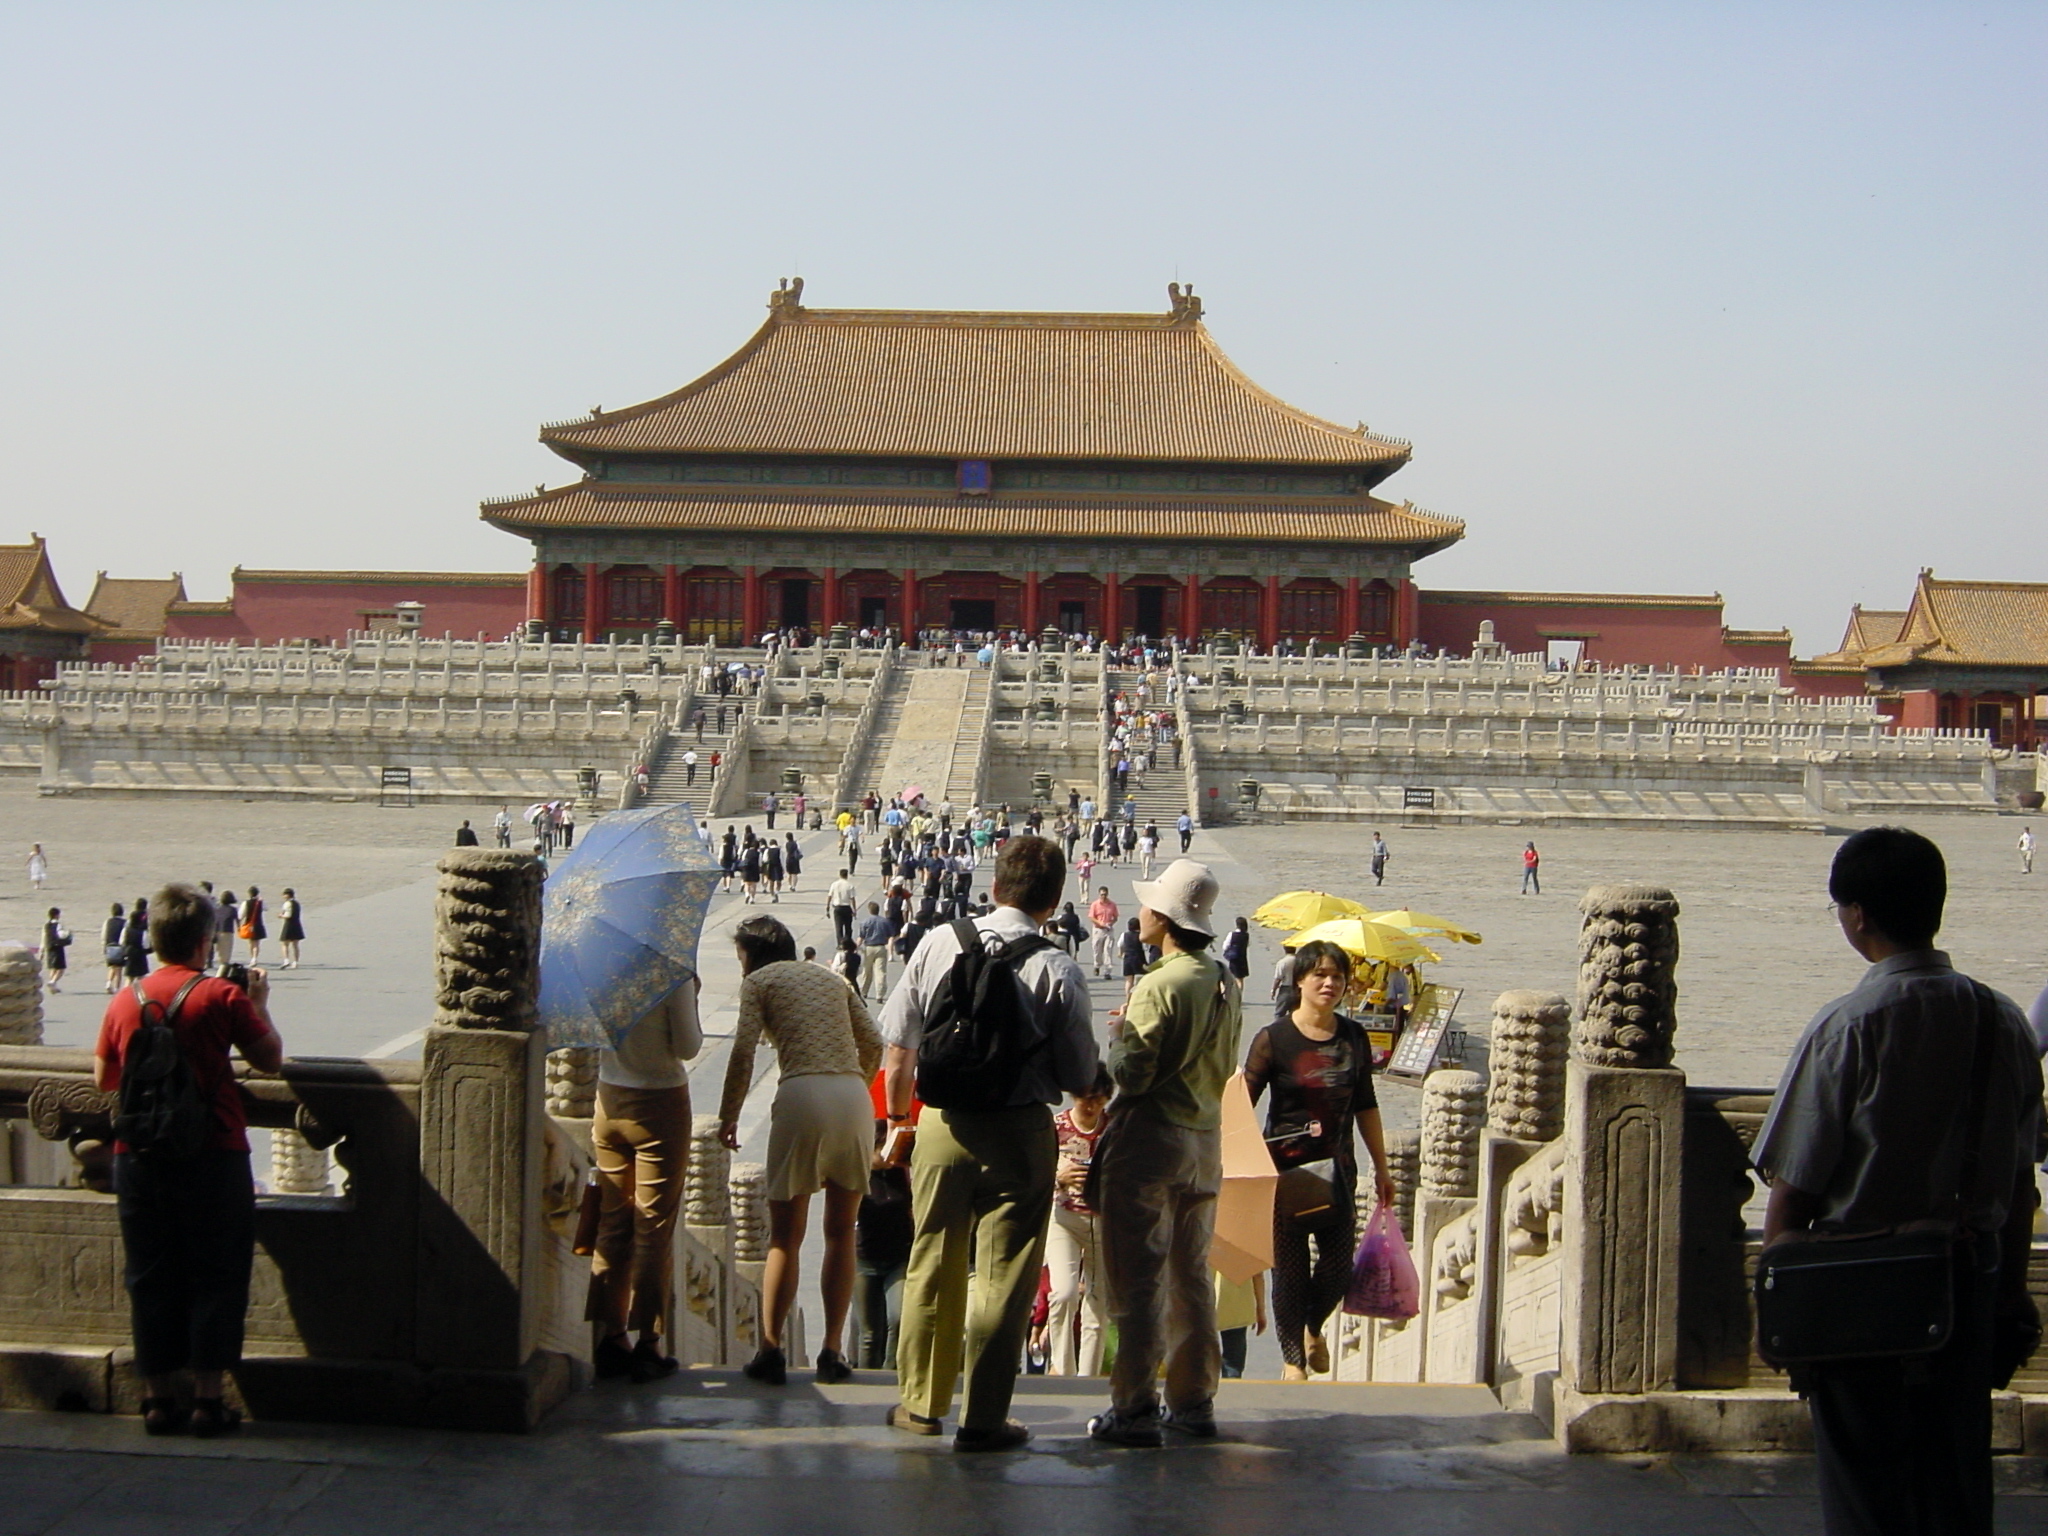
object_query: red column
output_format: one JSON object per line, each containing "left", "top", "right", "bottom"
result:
{"left": 1260, "top": 575, "right": 1280, "bottom": 651}
{"left": 662, "top": 564, "right": 682, "bottom": 625}
{"left": 583, "top": 563, "right": 602, "bottom": 642}
{"left": 527, "top": 563, "right": 548, "bottom": 624}
{"left": 1104, "top": 574, "right": 1120, "bottom": 640}
{"left": 822, "top": 567, "right": 841, "bottom": 630}
{"left": 742, "top": 566, "right": 760, "bottom": 642}
{"left": 1023, "top": 571, "right": 1040, "bottom": 634}
{"left": 1395, "top": 577, "right": 1420, "bottom": 645}
{"left": 901, "top": 570, "right": 919, "bottom": 639}
{"left": 1183, "top": 575, "right": 1201, "bottom": 640}
{"left": 1340, "top": 577, "right": 1360, "bottom": 638}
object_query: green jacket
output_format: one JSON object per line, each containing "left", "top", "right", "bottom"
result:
{"left": 1108, "top": 948, "right": 1242, "bottom": 1130}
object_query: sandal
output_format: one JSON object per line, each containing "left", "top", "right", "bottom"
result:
{"left": 141, "top": 1396, "right": 188, "bottom": 1436}
{"left": 190, "top": 1398, "right": 242, "bottom": 1439}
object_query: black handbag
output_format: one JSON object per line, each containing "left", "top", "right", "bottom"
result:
{"left": 1754, "top": 983, "right": 1997, "bottom": 1366}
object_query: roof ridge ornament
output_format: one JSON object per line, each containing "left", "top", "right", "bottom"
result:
{"left": 769, "top": 276, "right": 806, "bottom": 314}
{"left": 1167, "top": 282, "right": 1202, "bottom": 322}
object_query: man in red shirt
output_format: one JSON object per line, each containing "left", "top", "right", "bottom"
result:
{"left": 95, "top": 882, "right": 283, "bottom": 1437}
{"left": 1088, "top": 888, "right": 1119, "bottom": 979}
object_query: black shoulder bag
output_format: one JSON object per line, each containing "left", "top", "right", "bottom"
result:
{"left": 1754, "top": 982, "right": 1998, "bottom": 1366}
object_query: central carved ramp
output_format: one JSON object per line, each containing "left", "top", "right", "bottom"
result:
{"left": 876, "top": 666, "right": 969, "bottom": 803}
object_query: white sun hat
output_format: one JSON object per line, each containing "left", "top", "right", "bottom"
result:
{"left": 1130, "top": 858, "right": 1221, "bottom": 939}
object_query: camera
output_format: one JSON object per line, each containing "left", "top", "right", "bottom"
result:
{"left": 219, "top": 962, "right": 251, "bottom": 991}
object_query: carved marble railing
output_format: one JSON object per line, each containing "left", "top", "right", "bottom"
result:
{"left": 0, "top": 851, "right": 762, "bottom": 1432}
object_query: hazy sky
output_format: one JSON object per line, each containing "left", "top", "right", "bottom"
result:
{"left": 2, "top": 3, "right": 2040, "bottom": 651}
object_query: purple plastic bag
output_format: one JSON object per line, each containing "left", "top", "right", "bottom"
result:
{"left": 1342, "top": 1204, "right": 1420, "bottom": 1321}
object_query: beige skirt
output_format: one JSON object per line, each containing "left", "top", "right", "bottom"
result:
{"left": 764, "top": 1073, "right": 874, "bottom": 1201}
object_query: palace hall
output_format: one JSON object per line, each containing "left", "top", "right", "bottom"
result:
{"left": 482, "top": 281, "right": 1465, "bottom": 648}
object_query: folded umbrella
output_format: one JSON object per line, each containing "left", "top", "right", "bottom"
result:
{"left": 1251, "top": 890, "right": 1373, "bottom": 931}
{"left": 538, "top": 803, "right": 722, "bottom": 1048}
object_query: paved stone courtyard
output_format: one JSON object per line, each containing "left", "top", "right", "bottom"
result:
{"left": 4, "top": 785, "right": 2048, "bottom": 1527}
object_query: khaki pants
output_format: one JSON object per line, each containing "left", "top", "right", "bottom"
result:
{"left": 1098, "top": 1112, "right": 1222, "bottom": 1418}
{"left": 587, "top": 1081, "right": 692, "bottom": 1335}
{"left": 859, "top": 945, "right": 889, "bottom": 998}
{"left": 1044, "top": 1202, "right": 1105, "bottom": 1376}
{"left": 895, "top": 1104, "right": 1055, "bottom": 1431}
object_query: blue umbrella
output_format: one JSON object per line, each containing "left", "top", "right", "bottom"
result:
{"left": 539, "top": 803, "right": 722, "bottom": 1048}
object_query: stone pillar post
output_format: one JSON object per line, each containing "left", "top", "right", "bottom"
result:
{"left": 269, "top": 1129, "right": 333, "bottom": 1195}
{"left": 0, "top": 943, "right": 44, "bottom": 1045}
{"left": 1420, "top": 1069, "right": 1485, "bottom": 1198}
{"left": 417, "top": 849, "right": 554, "bottom": 1394}
{"left": 544, "top": 1047, "right": 599, "bottom": 1119}
{"left": 728, "top": 1164, "right": 767, "bottom": 1264}
{"left": 1383, "top": 1127, "right": 1421, "bottom": 1240}
{"left": 1486, "top": 991, "right": 1571, "bottom": 1143}
{"left": 1559, "top": 885, "right": 1685, "bottom": 1404}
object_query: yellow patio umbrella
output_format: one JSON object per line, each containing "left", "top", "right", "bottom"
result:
{"left": 1368, "top": 908, "right": 1484, "bottom": 946}
{"left": 1252, "top": 890, "right": 1374, "bottom": 931}
{"left": 1282, "top": 916, "right": 1442, "bottom": 967}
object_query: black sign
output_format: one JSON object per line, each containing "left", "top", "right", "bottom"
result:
{"left": 380, "top": 767, "right": 411, "bottom": 787}
{"left": 1402, "top": 786, "right": 1436, "bottom": 809}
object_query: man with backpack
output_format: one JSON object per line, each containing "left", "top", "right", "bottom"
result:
{"left": 93, "top": 882, "right": 285, "bottom": 1438}
{"left": 878, "top": 836, "right": 1099, "bottom": 1452}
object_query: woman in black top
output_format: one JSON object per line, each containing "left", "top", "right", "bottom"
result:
{"left": 121, "top": 898, "right": 152, "bottom": 981}
{"left": 1244, "top": 939, "right": 1397, "bottom": 1380}
{"left": 739, "top": 837, "right": 764, "bottom": 903}
{"left": 1119, "top": 916, "right": 1147, "bottom": 1001}
{"left": 763, "top": 841, "right": 784, "bottom": 902}
{"left": 1220, "top": 916, "right": 1251, "bottom": 981}
{"left": 782, "top": 833, "right": 803, "bottom": 892}
{"left": 102, "top": 902, "right": 127, "bottom": 994}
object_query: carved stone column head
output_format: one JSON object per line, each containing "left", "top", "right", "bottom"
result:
{"left": 544, "top": 1048, "right": 599, "bottom": 1119}
{"left": 1486, "top": 990, "right": 1572, "bottom": 1141}
{"left": 0, "top": 942, "right": 45, "bottom": 1046}
{"left": 1573, "top": 885, "right": 1681, "bottom": 1069}
{"left": 685, "top": 1113, "right": 731, "bottom": 1226}
{"left": 1382, "top": 1127, "right": 1421, "bottom": 1240}
{"left": 433, "top": 851, "right": 544, "bottom": 1032}
{"left": 728, "top": 1164, "right": 768, "bottom": 1264}
{"left": 1420, "top": 1068, "right": 1486, "bottom": 1198}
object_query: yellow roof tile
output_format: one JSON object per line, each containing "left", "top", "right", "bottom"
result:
{"left": 540, "top": 286, "right": 1413, "bottom": 471}
{"left": 481, "top": 483, "right": 1463, "bottom": 549}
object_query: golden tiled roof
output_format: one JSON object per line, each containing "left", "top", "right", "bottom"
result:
{"left": 1421, "top": 588, "right": 1723, "bottom": 609}
{"left": 0, "top": 537, "right": 99, "bottom": 635}
{"left": 1859, "top": 575, "right": 2048, "bottom": 670}
{"left": 481, "top": 482, "right": 1464, "bottom": 550}
{"left": 84, "top": 574, "right": 188, "bottom": 639}
{"left": 539, "top": 285, "right": 1413, "bottom": 472}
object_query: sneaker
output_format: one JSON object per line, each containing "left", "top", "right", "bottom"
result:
{"left": 1087, "top": 1408, "right": 1164, "bottom": 1448}
{"left": 814, "top": 1348, "right": 853, "bottom": 1385}
{"left": 1162, "top": 1405, "right": 1217, "bottom": 1439}
{"left": 887, "top": 1404, "right": 942, "bottom": 1436}
{"left": 954, "top": 1420, "right": 1031, "bottom": 1453}
{"left": 630, "top": 1343, "right": 679, "bottom": 1383}
{"left": 741, "top": 1346, "right": 787, "bottom": 1386}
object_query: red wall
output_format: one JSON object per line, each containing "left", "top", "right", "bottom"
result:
{"left": 1418, "top": 593, "right": 1740, "bottom": 668}
{"left": 162, "top": 576, "right": 525, "bottom": 645}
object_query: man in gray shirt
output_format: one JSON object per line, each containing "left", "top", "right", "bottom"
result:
{"left": 1754, "top": 826, "right": 2041, "bottom": 1535}
{"left": 878, "top": 836, "right": 1098, "bottom": 1452}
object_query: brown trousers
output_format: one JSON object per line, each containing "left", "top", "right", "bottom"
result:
{"left": 586, "top": 1081, "right": 692, "bottom": 1335}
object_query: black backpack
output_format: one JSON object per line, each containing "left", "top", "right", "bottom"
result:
{"left": 917, "top": 920, "right": 1055, "bottom": 1111}
{"left": 113, "top": 976, "right": 212, "bottom": 1159}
